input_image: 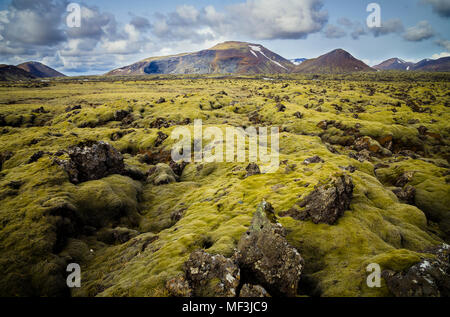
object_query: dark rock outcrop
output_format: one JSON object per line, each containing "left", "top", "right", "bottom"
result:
{"left": 166, "top": 276, "right": 193, "bottom": 297}
{"left": 383, "top": 244, "right": 450, "bottom": 297}
{"left": 296, "top": 174, "right": 354, "bottom": 225}
{"left": 184, "top": 250, "right": 240, "bottom": 297}
{"left": 303, "top": 155, "right": 324, "bottom": 165}
{"left": 392, "top": 185, "right": 416, "bottom": 204}
{"left": 245, "top": 163, "right": 261, "bottom": 177}
{"left": 239, "top": 284, "right": 270, "bottom": 297}
{"left": 56, "top": 141, "right": 125, "bottom": 184}
{"left": 236, "top": 201, "right": 304, "bottom": 297}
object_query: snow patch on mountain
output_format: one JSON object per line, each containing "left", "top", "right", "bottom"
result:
{"left": 249, "top": 45, "right": 287, "bottom": 70}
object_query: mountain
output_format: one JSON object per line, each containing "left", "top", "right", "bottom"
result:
{"left": 373, "top": 58, "right": 415, "bottom": 71}
{"left": 16, "top": 61, "right": 66, "bottom": 78}
{"left": 0, "top": 64, "right": 36, "bottom": 81}
{"left": 107, "top": 41, "right": 294, "bottom": 75}
{"left": 293, "top": 49, "right": 375, "bottom": 73}
{"left": 373, "top": 56, "right": 450, "bottom": 72}
{"left": 290, "top": 58, "right": 308, "bottom": 65}
{"left": 411, "top": 57, "right": 450, "bottom": 71}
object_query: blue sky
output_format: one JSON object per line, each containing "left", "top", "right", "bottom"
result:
{"left": 0, "top": 0, "right": 449, "bottom": 75}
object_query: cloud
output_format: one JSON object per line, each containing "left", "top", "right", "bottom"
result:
{"left": 370, "top": 19, "right": 404, "bottom": 37}
{"left": 431, "top": 51, "right": 450, "bottom": 59}
{"left": 0, "top": 0, "right": 66, "bottom": 46}
{"left": 336, "top": 17, "right": 404, "bottom": 40}
{"left": 436, "top": 38, "right": 450, "bottom": 51}
{"left": 150, "top": 0, "right": 328, "bottom": 42}
{"left": 323, "top": 24, "right": 346, "bottom": 39}
{"left": 228, "top": 0, "right": 328, "bottom": 40}
{"left": 129, "top": 15, "right": 151, "bottom": 31}
{"left": 402, "top": 20, "right": 435, "bottom": 41}
{"left": 422, "top": 0, "right": 450, "bottom": 18}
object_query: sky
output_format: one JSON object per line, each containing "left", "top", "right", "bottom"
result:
{"left": 0, "top": 0, "right": 449, "bottom": 75}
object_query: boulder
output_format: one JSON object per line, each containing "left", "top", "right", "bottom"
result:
{"left": 297, "top": 174, "right": 354, "bottom": 225}
{"left": 166, "top": 276, "right": 193, "bottom": 297}
{"left": 245, "top": 163, "right": 261, "bottom": 177}
{"left": 56, "top": 141, "right": 125, "bottom": 184}
{"left": 239, "top": 284, "right": 270, "bottom": 297}
{"left": 184, "top": 250, "right": 240, "bottom": 297}
{"left": 392, "top": 185, "right": 416, "bottom": 205}
{"left": 236, "top": 201, "right": 303, "bottom": 297}
{"left": 383, "top": 244, "right": 450, "bottom": 297}
{"left": 303, "top": 155, "right": 324, "bottom": 165}
{"left": 395, "top": 171, "right": 415, "bottom": 187}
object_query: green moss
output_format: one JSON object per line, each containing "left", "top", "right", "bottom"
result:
{"left": 0, "top": 74, "right": 448, "bottom": 297}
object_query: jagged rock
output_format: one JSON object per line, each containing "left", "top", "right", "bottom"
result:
{"left": 236, "top": 201, "right": 303, "bottom": 297}
{"left": 293, "top": 111, "right": 303, "bottom": 119}
{"left": 0, "top": 150, "right": 13, "bottom": 170}
{"left": 383, "top": 244, "right": 450, "bottom": 297}
{"left": 339, "top": 165, "right": 356, "bottom": 173}
{"left": 418, "top": 126, "right": 428, "bottom": 136}
{"left": 245, "top": 163, "right": 261, "bottom": 177}
{"left": 150, "top": 117, "right": 171, "bottom": 129}
{"left": 349, "top": 149, "right": 371, "bottom": 162}
{"left": 248, "top": 111, "right": 262, "bottom": 124}
{"left": 166, "top": 276, "right": 193, "bottom": 297}
{"left": 297, "top": 174, "right": 354, "bottom": 225}
{"left": 184, "top": 250, "right": 240, "bottom": 297}
{"left": 55, "top": 141, "right": 125, "bottom": 184}
{"left": 114, "top": 110, "right": 130, "bottom": 121}
{"left": 239, "top": 284, "right": 270, "bottom": 297}
{"left": 276, "top": 103, "right": 286, "bottom": 112}
{"left": 154, "top": 131, "right": 168, "bottom": 147}
{"left": 395, "top": 171, "right": 415, "bottom": 187}
{"left": 121, "top": 114, "right": 135, "bottom": 125}
{"left": 169, "top": 160, "right": 188, "bottom": 177}
{"left": 392, "top": 185, "right": 416, "bottom": 204}
{"left": 303, "top": 155, "right": 324, "bottom": 165}
{"left": 156, "top": 97, "right": 166, "bottom": 104}
{"left": 279, "top": 205, "right": 309, "bottom": 221}
{"left": 65, "top": 105, "right": 81, "bottom": 112}
{"left": 32, "top": 106, "right": 49, "bottom": 114}
{"left": 353, "top": 136, "right": 392, "bottom": 156}
{"left": 27, "top": 151, "right": 45, "bottom": 164}
{"left": 171, "top": 208, "right": 187, "bottom": 222}
{"left": 147, "top": 163, "right": 177, "bottom": 185}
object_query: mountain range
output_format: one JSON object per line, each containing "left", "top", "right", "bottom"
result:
{"left": 373, "top": 57, "right": 450, "bottom": 71}
{"left": 0, "top": 61, "right": 65, "bottom": 81}
{"left": 1, "top": 41, "right": 449, "bottom": 80}
{"left": 107, "top": 41, "right": 450, "bottom": 75}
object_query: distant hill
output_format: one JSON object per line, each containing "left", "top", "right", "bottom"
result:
{"left": 374, "top": 56, "right": 450, "bottom": 72}
{"left": 292, "top": 49, "right": 375, "bottom": 73}
{"left": 0, "top": 64, "right": 36, "bottom": 81}
{"left": 106, "top": 41, "right": 294, "bottom": 75}
{"left": 412, "top": 57, "right": 450, "bottom": 72}
{"left": 16, "top": 61, "right": 66, "bottom": 78}
{"left": 289, "top": 58, "right": 308, "bottom": 65}
{"left": 373, "top": 58, "right": 415, "bottom": 71}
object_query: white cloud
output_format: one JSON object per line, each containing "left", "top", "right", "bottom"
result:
{"left": 228, "top": 0, "right": 328, "bottom": 39}
{"left": 323, "top": 24, "right": 346, "bottom": 39}
{"left": 431, "top": 52, "right": 450, "bottom": 59}
{"left": 436, "top": 38, "right": 450, "bottom": 51}
{"left": 403, "top": 20, "right": 435, "bottom": 41}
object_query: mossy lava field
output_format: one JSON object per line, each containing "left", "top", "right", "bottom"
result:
{"left": 0, "top": 72, "right": 449, "bottom": 297}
